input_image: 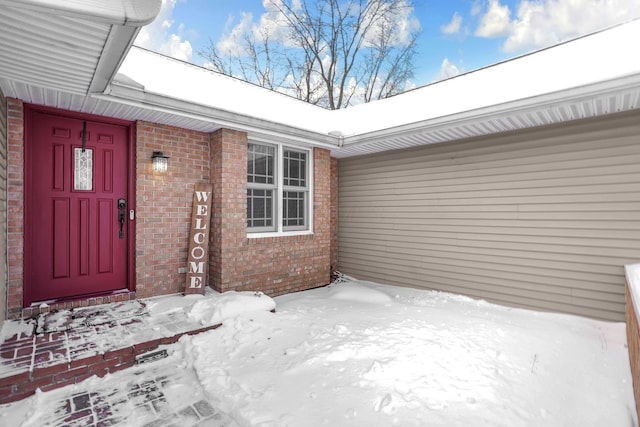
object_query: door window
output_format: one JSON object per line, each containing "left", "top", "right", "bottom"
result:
{"left": 74, "top": 147, "right": 93, "bottom": 191}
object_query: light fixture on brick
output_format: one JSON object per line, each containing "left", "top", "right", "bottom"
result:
{"left": 151, "top": 151, "right": 169, "bottom": 172}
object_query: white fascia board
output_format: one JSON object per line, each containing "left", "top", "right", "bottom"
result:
{"left": 119, "top": 47, "right": 336, "bottom": 135}
{"left": 342, "top": 71, "right": 640, "bottom": 148}
{"left": 99, "top": 81, "right": 341, "bottom": 149}
{"left": 89, "top": 25, "right": 142, "bottom": 94}
{"left": 332, "top": 19, "right": 640, "bottom": 137}
{"left": 0, "top": 0, "right": 161, "bottom": 25}
{"left": 103, "top": 18, "right": 640, "bottom": 152}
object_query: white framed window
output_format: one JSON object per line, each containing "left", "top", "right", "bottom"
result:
{"left": 247, "top": 141, "right": 313, "bottom": 236}
{"left": 247, "top": 143, "right": 276, "bottom": 232}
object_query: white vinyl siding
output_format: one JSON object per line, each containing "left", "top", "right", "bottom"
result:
{"left": 338, "top": 110, "right": 640, "bottom": 321}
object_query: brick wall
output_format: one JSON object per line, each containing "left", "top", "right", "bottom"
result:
{"left": 4, "top": 106, "right": 335, "bottom": 318}
{"left": 626, "top": 283, "right": 640, "bottom": 419}
{"left": 209, "top": 129, "right": 331, "bottom": 296}
{"left": 135, "top": 121, "right": 211, "bottom": 298}
{"left": 0, "top": 89, "right": 7, "bottom": 325}
{"left": 330, "top": 157, "right": 338, "bottom": 272}
{"left": 6, "top": 98, "right": 23, "bottom": 319}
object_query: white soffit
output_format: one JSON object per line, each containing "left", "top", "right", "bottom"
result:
{"left": 1, "top": 8, "right": 639, "bottom": 158}
{"left": 334, "top": 79, "right": 640, "bottom": 158}
{"left": 110, "top": 19, "right": 640, "bottom": 158}
{"left": 0, "top": 0, "right": 160, "bottom": 95}
{"left": 331, "top": 18, "right": 640, "bottom": 157}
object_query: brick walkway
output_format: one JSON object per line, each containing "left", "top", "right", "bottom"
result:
{"left": 1, "top": 302, "right": 149, "bottom": 380}
{"left": 0, "top": 298, "right": 222, "bottom": 407}
{"left": 0, "top": 297, "right": 242, "bottom": 425}
{"left": 24, "top": 348, "right": 239, "bottom": 426}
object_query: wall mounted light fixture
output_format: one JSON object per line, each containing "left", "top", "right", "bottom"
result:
{"left": 151, "top": 151, "right": 169, "bottom": 172}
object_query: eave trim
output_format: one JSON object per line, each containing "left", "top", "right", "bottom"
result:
{"left": 0, "top": 0, "right": 162, "bottom": 26}
{"left": 98, "top": 82, "right": 342, "bottom": 149}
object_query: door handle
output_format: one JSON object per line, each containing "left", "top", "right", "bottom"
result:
{"left": 118, "top": 198, "right": 126, "bottom": 238}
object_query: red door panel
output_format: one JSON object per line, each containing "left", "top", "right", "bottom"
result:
{"left": 27, "top": 111, "right": 130, "bottom": 303}
{"left": 97, "top": 198, "right": 115, "bottom": 274}
{"left": 78, "top": 198, "right": 90, "bottom": 276}
{"left": 52, "top": 198, "right": 70, "bottom": 278}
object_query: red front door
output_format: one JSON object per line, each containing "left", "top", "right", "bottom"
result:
{"left": 26, "top": 109, "right": 131, "bottom": 303}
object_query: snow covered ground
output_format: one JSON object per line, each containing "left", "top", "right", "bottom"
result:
{"left": 1, "top": 276, "right": 636, "bottom": 426}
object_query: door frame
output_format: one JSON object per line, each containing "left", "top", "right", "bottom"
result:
{"left": 23, "top": 104, "right": 136, "bottom": 306}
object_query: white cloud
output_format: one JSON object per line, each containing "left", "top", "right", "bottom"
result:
{"left": 387, "top": 0, "right": 422, "bottom": 46}
{"left": 217, "top": 12, "right": 255, "bottom": 57}
{"left": 358, "top": 0, "right": 421, "bottom": 47}
{"left": 257, "top": 0, "right": 297, "bottom": 46}
{"left": 441, "top": 12, "right": 463, "bottom": 35}
{"left": 435, "top": 57, "right": 463, "bottom": 81}
{"left": 502, "top": 0, "right": 640, "bottom": 52}
{"left": 473, "top": 0, "right": 640, "bottom": 52}
{"left": 470, "top": 0, "right": 484, "bottom": 16}
{"left": 134, "top": 0, "right": 193, "bottom": 62}
{"left": 475, "top": 0, "right": 512, "bottom": 37}
{"left": 216, "top": 1, "right": 295, "bottom": 57}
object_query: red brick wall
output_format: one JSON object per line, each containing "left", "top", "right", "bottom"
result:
{"left": 0, "top": 89, "right": 7, "bottom": 326}
{"left": 6, "top": 98, "right": 24, "bottom": 319}
{"left": 208, "top": 129, "right": 331, "bottom": 296}
{"left": 626, "top": 284, "right": 640, "bottom": 420}
{"left": 330, "top": 157, "right": 338, "bottom": 272}
{"left": 135, "top": 121, "right": 211, "bottom": 298}
{"left": 208, "top": 129, "right": 245, "bottom": 290}
{"left": 4, "top": 106, "right": 334, "bottom": 318}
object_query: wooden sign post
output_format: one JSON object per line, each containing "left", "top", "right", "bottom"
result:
{"left": 184, "top": 182, "right": 213, "bottom": 295}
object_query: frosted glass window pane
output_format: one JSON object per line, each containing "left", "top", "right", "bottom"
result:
{"left": 74, "top": 148, "right": 93, "bottom": 191}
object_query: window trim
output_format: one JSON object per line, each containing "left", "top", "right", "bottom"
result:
{"left": 282, "top": 147, "right": 309, "bottom": 232}
{"left": 247, "top": 141, "right": 314, "bottom": 237}
{"left": 247, "top": 142, "right": 277, "bottom": 232}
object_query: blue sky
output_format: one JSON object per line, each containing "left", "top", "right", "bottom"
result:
{"left": 135, "top": 0, "right": 640, "bottom": 86}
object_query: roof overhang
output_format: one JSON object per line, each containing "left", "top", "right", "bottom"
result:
{"left": 0, "top": 0, "right": 161, "bottom": 95}
{"left": 0, "top": 8, "right": 639, "bottom": 158}
{"left": 336, "top": 71, "right": 640, "bottom": 158}
{"left": 331, "top": 19, "right": 640, "bottom": 157}
{"left": 99, "top": 74, "right": 340, "bottom": 149}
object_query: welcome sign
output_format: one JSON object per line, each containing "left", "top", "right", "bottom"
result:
{"left": 185, "top": 182, "right": 213, "bottom": 295}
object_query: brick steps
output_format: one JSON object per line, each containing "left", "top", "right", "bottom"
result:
{"left": 0, "top": 324, "right": 220, "bottom": 404}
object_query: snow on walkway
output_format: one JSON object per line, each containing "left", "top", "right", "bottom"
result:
{"left": 0, "top": 277, "right": 635, "bottom": 426}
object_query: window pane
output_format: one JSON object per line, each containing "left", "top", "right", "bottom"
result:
{"left": 284, "top": 149, "right": 306, "bottom": 187}
{"left": 74, "top": 148, "right": 93, "bottom": 191}
{"left": 283, "top": 191, "right": 306, "bottom": 228}
{"left": 247, "top": 189, "right": 273, "bottom": 228}
{"left": 248, "top": 143, "right": 275, "bottom": 184}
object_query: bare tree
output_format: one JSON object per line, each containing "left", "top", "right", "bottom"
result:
{"left": 199, "top": 0, "right": 420, "bottom": 109}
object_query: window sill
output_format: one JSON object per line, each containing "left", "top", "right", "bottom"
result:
{"left": 247, "top": 230, "right": 314, "bottom": 239}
